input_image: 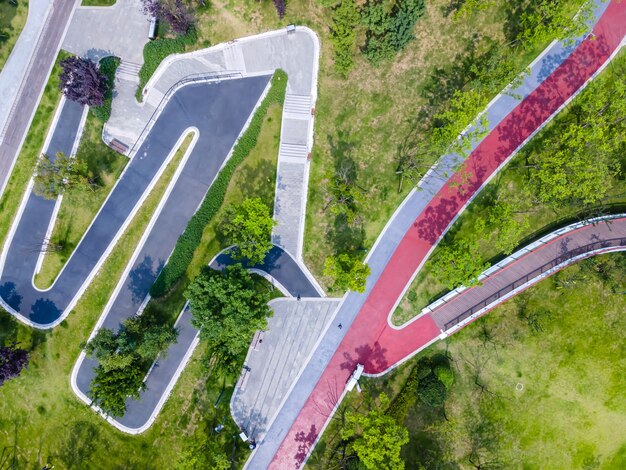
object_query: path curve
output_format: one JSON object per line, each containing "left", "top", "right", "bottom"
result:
{"left": 249, "top": 2, "right": 626, "bottom": 468}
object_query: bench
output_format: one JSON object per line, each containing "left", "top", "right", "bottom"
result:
{"left": 148, "top": 17, "right": 158, "bottom": 40}
{"left": 108, "top": 138, "right": 129, "bottom": 155}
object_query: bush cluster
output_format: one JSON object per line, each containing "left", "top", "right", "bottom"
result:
{"left": 91, "top": 56, "right": 121, "bottom": 123}
{"left": 136, "top": 28, "right": 198, "bottom": 101}
{"left": 150, "top": 70, "right": 287, "bottom": 297}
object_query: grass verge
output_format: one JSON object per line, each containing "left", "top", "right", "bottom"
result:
{"left": 0, "top": 51, "right": 70, "bottom": 254}
{"left": 0, "top": 0, "right": 27, "bottom": 72}
{"left": 81, "top": 0, "right": 116, "bottom": 5}
{"left": 309, "top": 253, "right": 626, "bottom": 469}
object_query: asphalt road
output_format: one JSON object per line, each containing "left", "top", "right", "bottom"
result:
{"left": 0, "top": 0, "right": 78, "bottom": 197}
{"left": 1, "top": 76, "right": 271, "bottom": 327}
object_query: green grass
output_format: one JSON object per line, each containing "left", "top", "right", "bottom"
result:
{"left": 0, "top": 51, "right": 70, "bottom": 255}
{"left": 80, "top": 0, "right": 116, "bottom": 5}
{"left": 33, "top": 112, "right": 128, "bottom": 289}
{"left": 0, "top": 0, "right": 27, "bottom": 72}
{"left": 391, "top": 48, "right": 626, "bottom": 326}
{"left": 0, "top": 89, "right": 284, "bottom": 467}
{"left": 309, "top": 253, "right": 626, "bottom": 469}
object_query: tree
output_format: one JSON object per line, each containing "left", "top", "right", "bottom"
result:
{"left": 342, "top": 393, "right": 409, "bottom": 470}
{"left": 33, "top": 152, "right": 88, "bottom": 200}
{"left": 324, "top": 253, "right": 370, "bottom": 293}
{"left": 325, "top": 160, "right": 367, "bottom": 225}
{"left": 220, "top": 197, "right": 276, "bottom": 265}
{"left": 186, "top": 264, "right": 272, "bottom": 375}
{"left": 432, "top": 238, "right": 489, "bottom": 290}
{"left": 487, "top": 201, "right": 529, "bottom": 255}
{"left": 59, "top": 56, "right": 108, "bottom": 106}
{"left": 328, "top": 0, "right": 360, "bottom": 76}
{"left": 0, "top": 343, "right": 29, "bottom": 386}
{"left": 272, "top": 0, "right": 286, "bottom": 19}
{"left": 142, "top": 0, "right": 195, "bottom": 35}
{"left": 84, "top": 314, "right": 178, "bottom": 416}
{"left": 417, "top": 374, "right": 447, "bottom": 407}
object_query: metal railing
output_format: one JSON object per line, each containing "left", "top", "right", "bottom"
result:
{"left": 444, "top": 237, "right": 626, "bottom": 331}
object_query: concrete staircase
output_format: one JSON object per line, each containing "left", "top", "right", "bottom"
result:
{"left": 116, "top": 60, "right": 142, "bottom": 82}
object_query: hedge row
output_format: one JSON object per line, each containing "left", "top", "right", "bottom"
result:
{"left": 150, "top": 70, "right": 288, "bottom": 298}
{"left": 386, "top": 365, "right": 419, "bottom": 423}
{"left": 91, "top": 56, "right": 120, "bottom": 123}
{"left": 136, "top": 28, "right": 198, "bottom": 101}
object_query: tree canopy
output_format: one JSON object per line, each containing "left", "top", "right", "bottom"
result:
{"left": 220, "top": 197, "right": 276, "bottom": 265}
{"left": 432, "top": 237, "right": 489, "bottom": 290}
{"left": 324, "top": 253, "right": 371, "bottom": 293}
{"left": 59, "top": 56, "right": 108, "bottom": 107}
{"left": 186, "top": 264, "right": 272, "bottom": 375}
{"left": 0, "top": 343, "right": 29, "bottom": 386}
{"left": 84, "top": 314, "right": 178, "bottom": 416}
{"left": 33, "top": 152, "right": 89, "bottom": 200}
{"left": 342, "top": 393, "right": 409, "bottom": 470}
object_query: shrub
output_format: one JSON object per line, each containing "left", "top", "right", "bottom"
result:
{"left": 150, "top": 70, "right": 288, "bottom": 297}
{"left": 386, "top": 365, "right": 419, "bottom": 423}
{"left": 434, "top": 364, "right": 454, "bottom": 389}
{"left": 91, "top": 56, "right": 121, "bottom": 123}
{"left": 417, "top": 375, "right": 447, "bottom": 407}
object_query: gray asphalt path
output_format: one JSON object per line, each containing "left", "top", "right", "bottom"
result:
{"left": 1, "top": 76, "right": 271, "bottom": 326}
{"left": 0, "top": 0, "right": 79, "bottom": 197}
{"left": 73, "top": 75, "right": 272, "bottom": 428}
{"left": 211, "top": 245, "right": 321, "bottom": 298}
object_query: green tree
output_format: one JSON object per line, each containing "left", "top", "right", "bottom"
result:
{"left": 33, "top": 152, "right": 88, "bottom": 199}
{"left": 325, "top": 161, "right": 367, "bottom": 225}
{"left": 432, "top": 238, "right": 489, "bottom": 290}
{"left": 328, "top": 0, "right": 360, "bottom": 76}
{"left": 186, "top": 264, "right": 272, "bottom": 375}
{"left": 487, "top": 201, "right": 529, "bottom": 255}
{"left": 324, "top": 254, "right": 371, "bottom": 293}
{"left": 84, "top": 314, "right": 178, "bottom": 416}
{"left": 220, "top": 197, "right": 276, "bottom": 264}
{"left": 434, "top": 364, "right": 454, "bottom": 389}
{"left": 342, "top": 393, "right": 409, "bottom": 470}
{"left": 518, "top": 0, "right": 594, "bottom": 47}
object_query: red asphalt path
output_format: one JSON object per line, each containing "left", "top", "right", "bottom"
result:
{"left": 271, "top": 2, "right": 626, "bottom": 467}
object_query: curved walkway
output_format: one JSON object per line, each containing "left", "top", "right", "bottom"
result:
{"left": 249, "top": 1, "right": 626, "bottom": 468}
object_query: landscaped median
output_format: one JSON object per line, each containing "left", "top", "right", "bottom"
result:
{"left": 150, "top": 69, "right": 287, "bottom": 298}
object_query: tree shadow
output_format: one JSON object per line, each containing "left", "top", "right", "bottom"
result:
{"left": 58, "top": 421, "right": 100, "bottom": 469}
{"left": 128, "top": 255, "right": 164, "bottom": 304}
{"left": 0, "top": 281, "right": 22, "bottom": 311}
{"left": 294, "top": 424, "right": 318, "bottom": 466}
{"left": 0, "top": 310, "right": 18, "bottom": 347}
{"left": 29, "top": 298, "right": 61, "bottom": 325}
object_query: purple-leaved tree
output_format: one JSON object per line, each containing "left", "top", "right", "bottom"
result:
{"left": 0, "top": 343, "right": 29, "bottom": 386}
{"left": 58, "top": 56, "right": 108, "bottom": 107}
{"left": 142, "top": 0, "right": 195, "bottom": 35}
{"left": 273, "top": 0, "right": 286, "bottom": 19}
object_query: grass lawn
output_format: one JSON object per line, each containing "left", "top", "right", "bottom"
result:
{"left": 0, "top": 0, "right": 27, "bottom": 72}
{"left": 0, "top": 97, "right": 283, "bottom": 467}
{"left": 391, "top": 49, "right": 626, "bottom": 326}
{"left": 81, "top": 0, "right": 116, "bottom": 5}
{"left": 308, "top": 253, "right": 626, "bottom": 469}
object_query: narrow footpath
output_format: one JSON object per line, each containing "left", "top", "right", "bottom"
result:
{"left": 250, "top": 2, "right": 626, "bottom": 468}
